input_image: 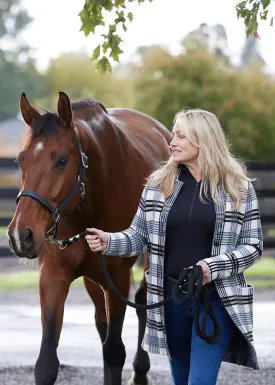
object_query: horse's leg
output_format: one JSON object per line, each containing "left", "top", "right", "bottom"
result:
{"left": 129, "top": 251, "right": 150, "bottom": 385}
{"left": 34, "top": 270, "right": 70, "bottom": 385}
{"left": 102, "top": 264, "right": 131, "bottom": 385}
{"left": 84, "top": 277, "right": 107, "bottom": 343}
{"left": 128, "top": 277, "right": 151, "bottom": 385}
{"left": 83, "top": 277, "right": 110, "bottom": 385}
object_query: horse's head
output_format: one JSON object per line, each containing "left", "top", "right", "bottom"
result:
{"left": 8, "top": 92, "right": 87, "bottom": 259}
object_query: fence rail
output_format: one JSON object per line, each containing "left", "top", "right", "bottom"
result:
{"left": 1, "top": 158, "right": 275, "bottom": 258}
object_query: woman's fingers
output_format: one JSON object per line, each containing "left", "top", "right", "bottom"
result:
{"left": 85, "top": 234, "right": 98, "bottom": 241}
{"left": 84, "top": 228, "right": 103, "bottom": 252}
{"left": 85, "top": 227, "right": 99, "bottom": 237}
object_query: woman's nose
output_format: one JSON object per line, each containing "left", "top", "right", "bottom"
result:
{"left": 170, "top": 137, "right": 176, "bottom": 146}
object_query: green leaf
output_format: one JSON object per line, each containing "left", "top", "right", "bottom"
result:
{"left": 246, "top": 16, "right": 258, "bottom": 37}
{"left": 262, "top": 0, "right": 270, "bottom": 10}
{"left": 91, "top": 44, "right": 101, "bottom": 61}
{"left": 260, "top": 10, "right": 268, "bottom": 20}
{"left": 102, "top": 42, "right": 109, "bottom": 54}
{"left": 96, "top": 56, "right": 112, "bottom": 73}
{"left": 109, "top": 24, "right": 116, "bottom": 34}
{"left": 127, "top": 12, "right": 133, "bottom": 22}
{"left": 110, "top": 50, "right": 119, "bottom": 62}
{"left": 238, "top": 1, "right": 247, "bottom": 10}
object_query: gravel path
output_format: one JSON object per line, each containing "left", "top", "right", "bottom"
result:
{"left": 0, "top": 257, "right": 275, "bottom": 385}
{"left": 0, "top": 364, "right": 274, "bottom": 385}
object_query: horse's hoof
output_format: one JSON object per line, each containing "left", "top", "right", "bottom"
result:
{"left": 127, "top": 371, "right": 151, "bottom": 385}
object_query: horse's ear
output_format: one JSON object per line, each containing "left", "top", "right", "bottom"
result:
{"left": 57, "top": 91, "right": 73, "bottom": 128}
{"left": 20, "top": 93, "right": 41, "bottom": 126}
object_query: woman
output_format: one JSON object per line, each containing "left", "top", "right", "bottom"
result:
{"left": 85, "top": 109, "right": 263, "bottom": 385}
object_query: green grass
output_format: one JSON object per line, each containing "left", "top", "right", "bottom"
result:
{"left": 0, "top": 212, "right": 14, "bottom": 217}
{"left": 246, "top": 280, "right": 275, "bottom": 288}
{"left": 0, "top": 271, "right": 39, "bottom": 291}
{"left": 0, "top": 258, "right": 274, "bottom": 291}
{"left": 0, "top": 271, "right": 85, "bottom": 291}
{"left": 245, "top": 258, "right": 275, "bottom": 278}
{"left": 0, "top": 227, "right": 7, "bottom": 237}
{"left": 267, "top": 228, "right": 275, "bottom": 237}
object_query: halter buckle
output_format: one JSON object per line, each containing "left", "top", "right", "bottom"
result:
{"left": 80, "top": 183, "right": 86, "bottom": 199}
{"left": 77, "top": 175, "right": 86, "bottom": 199}
{"left": 81, "top": 152, "right": 88, "bottom": 168}
{"left": 53, "top": 210, "right": 60, "bottom": 223}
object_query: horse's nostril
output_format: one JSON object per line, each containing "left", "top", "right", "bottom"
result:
{"left": 21, "top": 228, "right": 35, "bottom": 251}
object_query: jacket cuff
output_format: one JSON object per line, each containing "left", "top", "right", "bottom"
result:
{"left": 101, "top": 232, "right": 131, "bottom": 256}
{"left": 200, "top": 258, "right": 219, "bottom": 282}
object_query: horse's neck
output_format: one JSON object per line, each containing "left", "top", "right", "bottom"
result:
{"left": 76, "top": 117, "right": 131, "bottom": 226}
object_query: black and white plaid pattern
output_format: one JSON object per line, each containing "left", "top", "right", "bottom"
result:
{"left": 104, "top": 174, "right": 263, "bottom": 369}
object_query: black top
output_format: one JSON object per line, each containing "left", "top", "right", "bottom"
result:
{"left": 164, "top": 164, "right": 216, "bottom": 279}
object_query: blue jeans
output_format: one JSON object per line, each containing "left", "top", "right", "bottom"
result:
{"left": 164, "top": 285, "right": 235, "bottom": 385}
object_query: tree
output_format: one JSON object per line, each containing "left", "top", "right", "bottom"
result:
{"left": 131, "top": 47, "right": 275, "bottom": 161}
{"left": 0, "top": 55, "right": 50, "bottom": 120}
{"left": 79, "top": 0, "right": 274, "bottom": 72}
{"left": 0, "top": 0, "right": 32, "bottom": 53}
{"left": 43, "top": 53, "right": 134, "bottom": 110}
{"left": 0, "top": 0, "right": 48, "bottom": 120}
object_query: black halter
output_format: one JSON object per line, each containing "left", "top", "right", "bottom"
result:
{"left": 16, "top": 132, "right": 88, "bottom": 244}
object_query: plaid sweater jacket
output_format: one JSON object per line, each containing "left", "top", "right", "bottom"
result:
{"left": 104, "top": 174, "right": 263, "bottom": 369}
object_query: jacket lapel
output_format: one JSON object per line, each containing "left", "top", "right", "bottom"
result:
{"left": 212, "top": 186, "right": 228, "bottom": 256}
{"left": 159, "top": 177, "right": 183, "bottom": 242}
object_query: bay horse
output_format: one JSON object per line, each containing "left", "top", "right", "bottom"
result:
{"left": 7, "top": 92, "right": 171, "bottom": 385}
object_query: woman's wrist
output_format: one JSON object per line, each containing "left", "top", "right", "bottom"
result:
{"left": 102, "top": 233, "right": 111, "bottom": 254}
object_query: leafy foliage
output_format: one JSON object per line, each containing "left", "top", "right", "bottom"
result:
{"left": 0, "top": 56, "right": 49, "bottom": 120}
{"left": 79, "top": 0, "right": 273, "bottom": 72}
{"left": 36, "top": 53, "right": 134, "bottom": 110}
{"left": 132, "top": 46, "right": 275, "bottom": 160}
{"left": 236, "top": 0, "right": 273, "bottom": 38}
{"left": 0, "top": 0, "right": 48, "bottom": 120}
{"left": 0, "top": 0, "right": 32, "bottom": 40}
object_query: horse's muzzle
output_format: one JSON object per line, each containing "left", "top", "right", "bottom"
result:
{"left": 8, "top": 228, "right": 41, "bottom": 259}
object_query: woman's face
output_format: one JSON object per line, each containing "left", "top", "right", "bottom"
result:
{"left": 170, "top": 126, "right": 199, "bottom": 164}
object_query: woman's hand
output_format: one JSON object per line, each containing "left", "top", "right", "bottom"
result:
{"left": 85, "top": 228, "right": 110, "bottom": 253}
{"left": 185, "top": 262, "right": 210, "bottom": 286}
{"left": 196, "top": 262, "right": 210, "bottom": 285}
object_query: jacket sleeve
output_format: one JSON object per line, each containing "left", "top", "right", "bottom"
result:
{"left": 200, "top": 182, "right": 263, "bottom": 281}
{"left": 102, "top": 187, "right": 148, "bottom": 257}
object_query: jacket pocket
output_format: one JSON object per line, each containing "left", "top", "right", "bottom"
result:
{"left": 239, "top": 283, "right": 254, "bottom": 297}
{"left": 237, "top": 284, "right": 254, "bottom": 333}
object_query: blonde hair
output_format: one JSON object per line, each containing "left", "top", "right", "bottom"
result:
{"left": 146, "top": 108, "right": 253, "bottom": 210}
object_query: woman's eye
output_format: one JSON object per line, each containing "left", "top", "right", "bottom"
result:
{"left": 56, "top": 157, "right": 68, "bottom": 168}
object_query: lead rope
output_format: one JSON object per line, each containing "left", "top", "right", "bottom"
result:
{"left": 49, "top": 230, "right": 221, "bottom": 344}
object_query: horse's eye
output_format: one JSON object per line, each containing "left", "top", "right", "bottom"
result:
{"left": 56, "top": 157, "right": 68, "bottom": 168}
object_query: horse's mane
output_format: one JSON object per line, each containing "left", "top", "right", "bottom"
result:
{"left": 26, "top": 99, "right": 107, "bottom": 141}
